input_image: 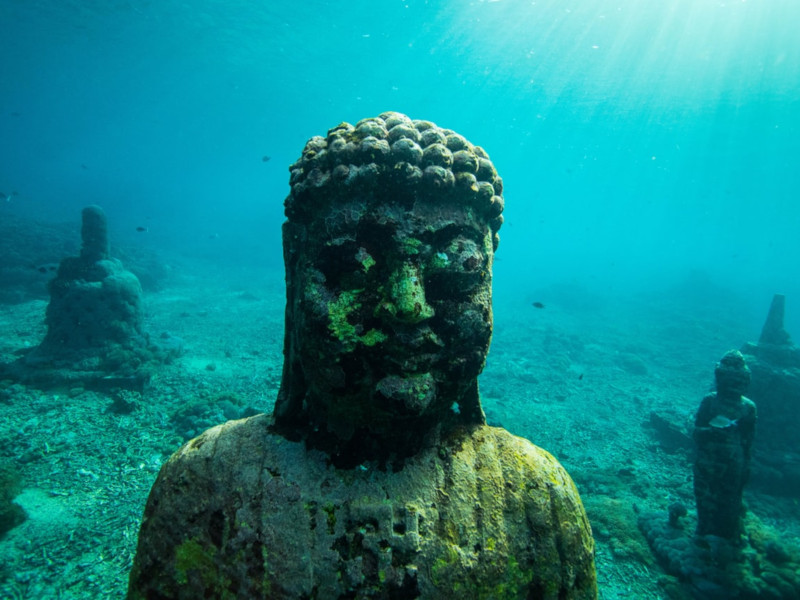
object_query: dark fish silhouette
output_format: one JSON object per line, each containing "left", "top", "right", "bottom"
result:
{"left": 532, "top": 302, "right": 545, "bottom": 309}
{"left": 136, "top": 226, "right": 148, "bottom": 233}
{"left": 262, "top": 155, "right": 271, "bottom": 162}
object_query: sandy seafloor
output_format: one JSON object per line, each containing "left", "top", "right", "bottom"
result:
{"left": 1, "top": 255, "right": 798, "bottom": 600}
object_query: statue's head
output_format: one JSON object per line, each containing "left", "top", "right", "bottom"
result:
{"left": 274, "top": 112, "right": 504, "bottom": 465}
{"left": 714, "top": 350, "right": 751, "bottom": 399}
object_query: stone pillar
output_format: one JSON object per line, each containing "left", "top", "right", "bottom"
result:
{"left": 758, "top": 294, "right": 791, "bottom": 345}
{"left": 79, "top": 204, "right": 110, "bottom": 263}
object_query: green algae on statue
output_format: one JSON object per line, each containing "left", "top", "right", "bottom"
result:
{"left": 276, "top": 112, "right": 505, "bottom": 466}
{"left": 127, "top": 112, "right": 597, "bottom": 599}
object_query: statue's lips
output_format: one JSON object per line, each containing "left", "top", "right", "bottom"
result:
{"left": 373, "top": 325, "right": 444, "bottom": 374}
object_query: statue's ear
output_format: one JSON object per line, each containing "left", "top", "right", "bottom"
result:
{"left": 461, "top": 380, "right": 486, "bottom": 426}
{"left": 274, "top": 220, "right": 309, "bottom": 432}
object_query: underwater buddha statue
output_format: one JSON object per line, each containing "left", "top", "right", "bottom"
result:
{"left": 693, "top": 350, "right": 756, "bottom": 542}
{"left": 127, "top": 112, "right": 597, "bottom": 599}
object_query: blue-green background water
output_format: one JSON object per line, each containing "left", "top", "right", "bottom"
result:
{"left": 2, "top": 2, "right": 800, "bottom": 596}
{"left": 2, "top": 0, "right": 798, "bottom": 328}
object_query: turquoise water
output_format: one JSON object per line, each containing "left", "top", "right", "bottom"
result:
{"left": 1, "top": 1, "right": 799, "bottom": 598}
{"left": 2, "top": 0, "right": 798, "bottom": 308}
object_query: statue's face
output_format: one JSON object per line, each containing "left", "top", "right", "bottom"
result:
{"left": 715, "top": 367, "right": 751, "bottom": 399}
{"left": 714, "top": 350, "right": 751, "bottom": 399}
{"left": 291, "top": 198, "right": 493, "bottom": 439}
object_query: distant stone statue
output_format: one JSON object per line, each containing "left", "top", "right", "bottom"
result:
{"left": 2, "top": 205, "right": 159, "bottom": 390}
{"left": 35, "top": 205, "right": 146, "bottom": 360}
{"left": 693, "top": 350, "right": 756, "bottom": 542}
{"left": 640, "top": 349, "right": 799, "bottom": 598}
{"left": 127, "top": 112, "right": 597, "bottom": 599}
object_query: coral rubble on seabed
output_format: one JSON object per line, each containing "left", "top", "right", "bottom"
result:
{"left": 0, "top": 262, "right": 798, "bottom": 598}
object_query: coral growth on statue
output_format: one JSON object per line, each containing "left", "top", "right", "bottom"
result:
{"left": 127, "top": 112, "right": 597, "bottom": 599}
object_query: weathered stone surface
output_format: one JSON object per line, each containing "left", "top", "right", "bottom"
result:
{"left": 0, "top": 206, "right": 166, "bottom": 390}
{"left": 641, "top": 351, "right": 800, "bottom": 599}
{"left": 693, "top": 350, "right": 756, "bottom": 541}
{"left": 646, "top": 411, "right": 692, "bottom": 454}
{"left": 740, "top": 294, "right": 800, "bottom": 495}
{"left": 128, "top": 113, "right": 597, "bottom": 598}
{"left": 639, "top": 510, "right": 800, "bottom": 600}
{"left": 277, "top": 111, "right": 505, "bottom": 466}
{"left": 128, "top": 416, "right": 596, "bottom": 599}
{"left": 758, "top": 293, "right": 791, "bottom": 346}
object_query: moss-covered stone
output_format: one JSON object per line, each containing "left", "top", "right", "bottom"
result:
{"left": 128, "top": 113, "right": 596, "bottom": 599}
{"left": 128, "top": 418, "right": 596, "bottom": 599}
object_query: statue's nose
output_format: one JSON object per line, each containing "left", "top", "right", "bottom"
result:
{"left": 380, "top": 262, "right": 435, "bottom": 324}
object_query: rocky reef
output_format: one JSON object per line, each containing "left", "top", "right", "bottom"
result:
{"left": 127, "top": 112, "right": 597, "bottom": 599}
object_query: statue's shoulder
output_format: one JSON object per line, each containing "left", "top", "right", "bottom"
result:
{"left": 448, "top": 425, "right": 586, "bottom": 508}
{"left": 155, "top": 413, "right": 284, "bottom": 486}
{"left": 741, "top": 396, "right": 757, "bottom": 417}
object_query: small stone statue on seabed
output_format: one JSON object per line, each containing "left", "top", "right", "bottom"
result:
{"left": 127, "top": 112, "right": 597, "bottom": 599}
{"left": 639, "top": 350, "right": 800, "bottom": 599}
{"left": 693, "top": 350, "right": 756, "bottom": 542}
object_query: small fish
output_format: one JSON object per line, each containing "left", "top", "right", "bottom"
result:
{"left": 262, "top": 155, "right": 271, "bottom": 162}
{"left": 38, "top": 266, "right": 48, "bottom": 274}
{"left": 709, "top": 414, "right": 738, "bottom": 429}
{"left": 1, "top": 191, "right": 18, "bottom": 202}
{"left": 532, "top": 302, "right": 545, "bottom": 309}
{"left": 578, "top": 374, "right": 583, "bottom": 380}
{"left": 136, "top": 226, "right": 148, "bottom": 233}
